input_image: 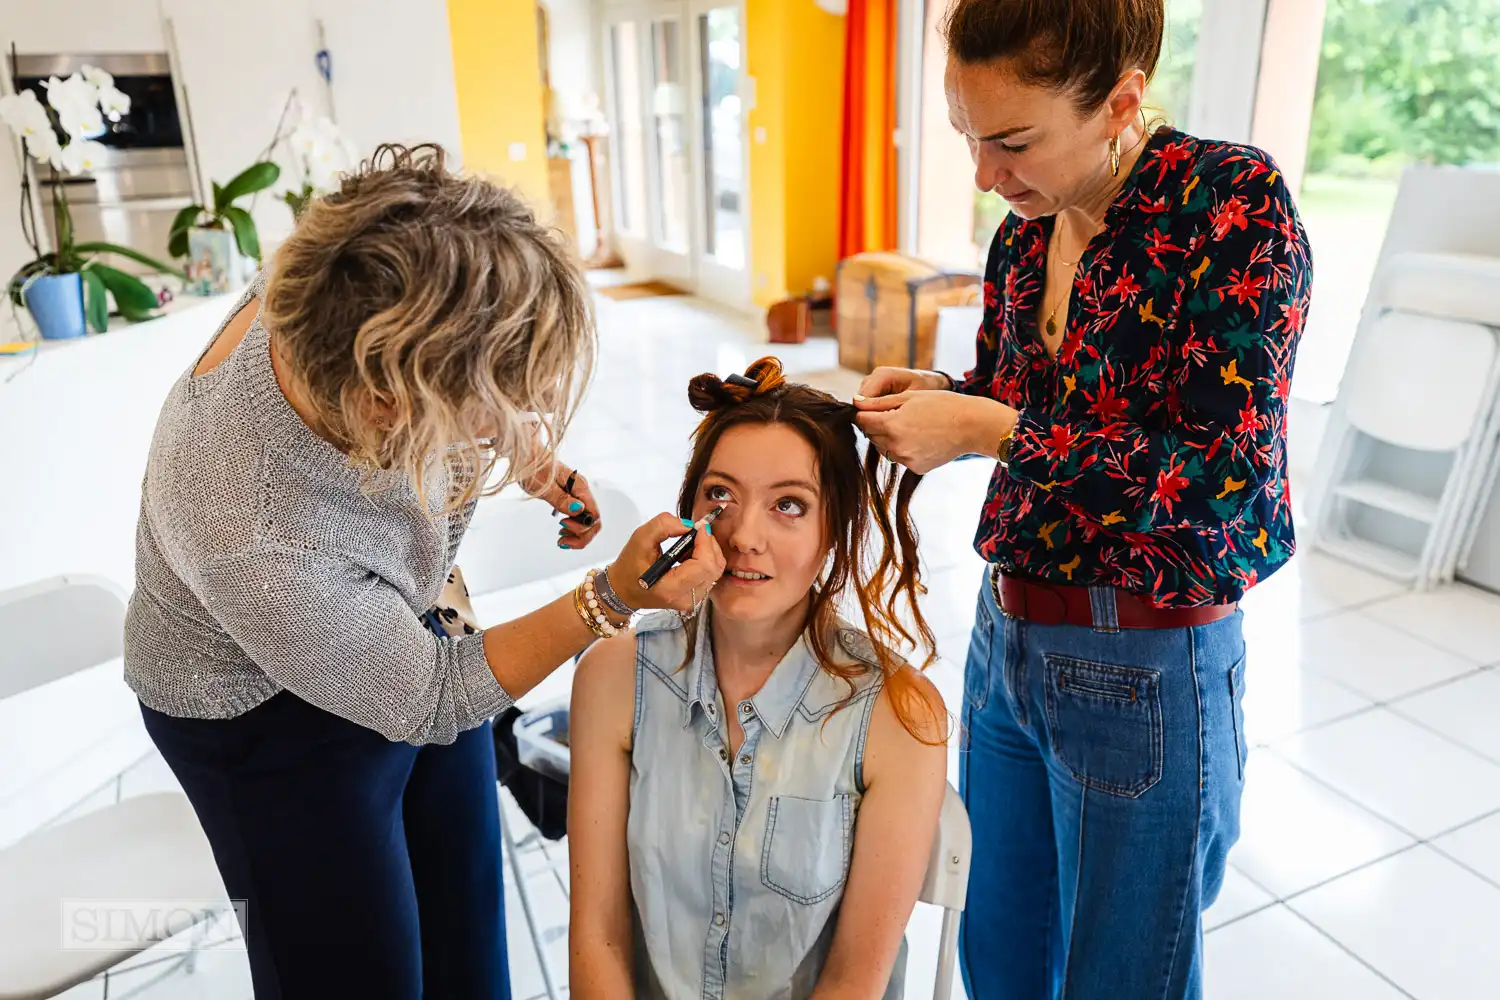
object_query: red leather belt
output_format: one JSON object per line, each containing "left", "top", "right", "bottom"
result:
{"left": 992, "top": 568, "right": 1237, "bottom": 630}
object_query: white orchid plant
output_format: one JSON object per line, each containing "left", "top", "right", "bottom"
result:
{"left": 0, "top": 66, "right": 181, "bottom": 332}
{"left": 266, "top": 91, "right": 359, "bottom": 220}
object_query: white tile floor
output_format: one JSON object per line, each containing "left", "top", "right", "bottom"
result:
{"left": 7, "top": 281, "right": 1500, "bottom": 999}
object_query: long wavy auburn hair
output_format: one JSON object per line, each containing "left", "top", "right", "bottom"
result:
{"left": 676, "top": 357, "right": 945, "bottom": 745}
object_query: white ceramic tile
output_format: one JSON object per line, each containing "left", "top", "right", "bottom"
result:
{"left": 1431, "top": 811, "right": 1500, "bottom": 887}
{"left": 1293, "top": 611, "right": 1479, "bottom": 702}
{"left": 118, "top": 750, "right": 184, "bottom": 800}
{"left": 1231, "top": 754, "right": 1413, "bottom": 899}
{"left": 1239, "top": 551, "right": 1407, "bottom": 622}
{"left": 1390, "top": 669, "right": 1500, "bottom": 764}
{"left": 1362, "top": 585, "right": 1500, "bottom": 664}
{"left": 1204, "top": 904, "right": 1407, "bottom": 1000}
{"left": 1290, "top": 845, "right": 1500, "bottom": 1000}
{"left": 1277, "top": 708, "right": 1500, "bottom": 838}
{"left": 1241, "top": 630, "right": 1374, "bottom": 744}
{"left": 1204, "top": 866, "right": 1276, "bottom": 931}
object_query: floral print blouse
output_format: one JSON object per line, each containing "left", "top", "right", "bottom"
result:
{"left": 956, "top": 127, "right": 1313, "bottom": 607}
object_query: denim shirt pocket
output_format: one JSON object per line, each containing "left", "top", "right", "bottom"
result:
{"left": 761, "top": 794, "right": 853, "bottom": 904}
{"left": 1044, "top": 655, "right": 1164, "bottom": 799}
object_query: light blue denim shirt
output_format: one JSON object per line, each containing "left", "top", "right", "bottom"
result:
{"left": 627, "top": 610, "right": 905, "bottom": 1000}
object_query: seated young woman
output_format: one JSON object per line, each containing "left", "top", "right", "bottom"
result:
{"left": 568, "top": 357, "right": 949, "bottom": 999}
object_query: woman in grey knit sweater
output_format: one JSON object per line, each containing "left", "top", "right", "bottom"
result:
{"left": 124, "top": 145, "right": 722, "bottom": 1000}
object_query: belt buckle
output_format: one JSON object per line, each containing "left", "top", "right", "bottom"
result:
{"left": 990, "top": 565, "right": 1015, "bottom": 619}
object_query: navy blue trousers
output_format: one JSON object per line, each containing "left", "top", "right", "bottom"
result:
{"left": 142, "top": 692, "right": 510, "bottom": 1000}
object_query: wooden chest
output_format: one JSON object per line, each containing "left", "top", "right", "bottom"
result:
{"left": 835, "top": 252, "right": 980, "bottom": 373}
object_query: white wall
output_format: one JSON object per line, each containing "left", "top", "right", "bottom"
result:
{"left": 308, "top": 0, "right": 463, "bottom": 161}
{"left": 0, "top": 0, "right": 166, "bottom": 53}
{"left": 162, "top": 0, "right": 328, "bottom": 249}
{"left": 544, "top": 0, "right": 597, "bottom": 114}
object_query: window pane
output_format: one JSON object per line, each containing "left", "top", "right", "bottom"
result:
{"left": 650, "top": 19, "right": 690, "bottom": 254}
{"left": 611, "top": 22, "right": 648, "bottom": 237}
{"left": 1295, "top": 0, "right": 1500, "bottom": 401}
{"left": 699, "top": 7, "right": 745, "bottom": 270}
{"left": 1150, "top": 0, "right": 1202, "bottom": 127}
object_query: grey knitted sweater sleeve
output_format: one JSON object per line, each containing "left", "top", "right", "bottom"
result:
{"left": 123, "top": 279, "right": 514, "bottom": 745}
{"left": 197, "top": 546, "right": 508, "bottom": 744}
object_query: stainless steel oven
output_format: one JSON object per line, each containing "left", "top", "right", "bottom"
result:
{"left": 9, "top": 52, "right": 195, "bottom": 273}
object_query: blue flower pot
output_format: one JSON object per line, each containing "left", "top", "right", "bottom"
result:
{"left": 23, "top": 272, "right": 88, "bottom": 340}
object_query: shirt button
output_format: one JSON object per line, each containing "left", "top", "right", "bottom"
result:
{"left": 718, "top": 749, "right": 728, "bottom": 760}
{"left": 740, "top": 703, "right": 754, "bottom": 717}
{"left": 739, "top": 754, "right": 751, "bottom": 765}
{"left": 718, "top": 832, "right": 730, "bottom": 845}
{"left": 714, "top": 913, "right": 725, "bottom": 926}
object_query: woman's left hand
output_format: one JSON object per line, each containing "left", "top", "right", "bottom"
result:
{"left": 855, "top": 391, "right": 1015, "bottom": 474}
{"left": 521, "top": 461, "right": 603, "bottom": 550}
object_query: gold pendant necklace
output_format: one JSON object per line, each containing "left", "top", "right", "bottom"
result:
{"left": 1043, "top": 219, "right": 1079, "bottom": 339}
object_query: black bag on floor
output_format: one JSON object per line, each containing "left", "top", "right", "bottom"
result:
{"left": 492, "top": 706, "right": 569, "bottom": 840}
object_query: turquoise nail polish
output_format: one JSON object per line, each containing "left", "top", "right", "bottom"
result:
{"left": 569, "top": 500, "right": 584, "bottom": 514}
{"left": 681, "top": 518, "right": 694, "bottom": 528}
{"left": 706, "top": 524, "right": 713, "bottom": 535}
{"left": 557, "top": 540, "right": 567, "bottom": 548}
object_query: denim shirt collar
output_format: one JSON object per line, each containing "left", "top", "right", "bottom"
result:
{"left": 682, "top": 610, "right": 823, "bottom": 741}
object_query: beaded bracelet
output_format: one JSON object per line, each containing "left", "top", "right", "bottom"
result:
{"left": 575, "top": 569, "right": 628, "bottom": 639}
{"left": 593, "top": 564, "right": 635, "bottom": 617}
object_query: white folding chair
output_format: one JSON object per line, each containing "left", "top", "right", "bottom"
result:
{"left": 919, "top": 784, "right": 973, "bottom": 1000}
{"left": 457, "top": 482, "right": 642, "bottom": 597}
{"left": 456, "top": 482, "right": 642, "bottom": 1000}
{"left": 0, "top": 576, "right": 226, "bottom": 1000}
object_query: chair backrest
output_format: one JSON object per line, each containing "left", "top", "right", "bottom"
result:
{"left": 457, "top": 483, "right": 643, "bottom": 597}
{"left": 918, "top": 783, "right": 971, "bottom": 912}
{"left": 1343, "top": 311, "right": 1498, "bottom": 451}
{"left": 0, "top": 575, "right": 127, "bottom": 700}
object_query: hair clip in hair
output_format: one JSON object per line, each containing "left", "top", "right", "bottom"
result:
{"left": 725, "top": 373, "right": 759, "bottom": 391}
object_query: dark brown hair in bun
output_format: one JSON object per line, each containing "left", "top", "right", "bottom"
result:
{"left": 687, "top": 356, "right": 790, "bottom": 413}
{"left": 675, "top": 355, "right": 944, "bottom": 747}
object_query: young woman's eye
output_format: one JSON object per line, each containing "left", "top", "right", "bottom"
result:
{"left": 775, "top": 497, "right": 807, "bottom": 517}
{"left": 996, "top": 140, "right": 1028, "bottom": 154}
{"left": 706, "top": 484, "right": 732, "bottom": 503}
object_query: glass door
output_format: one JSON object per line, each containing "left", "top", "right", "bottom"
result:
{"left": 690, "top": 2, "right": 749, "bottom": 305}
{"left": 642, "top": 10, "right": 695, "bottom": 286}
{"left": 600, "top": 0, "right": 749, "bottom": 306}
{"left": 609, "top": 20, "right": 649, "bottom": 241}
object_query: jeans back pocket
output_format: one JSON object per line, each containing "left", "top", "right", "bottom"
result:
{"left": 1044, "top": 655, "right": 1163, "bottom": 799}
{"left": 761, "top": 795, "right": 853, "bottom": 905}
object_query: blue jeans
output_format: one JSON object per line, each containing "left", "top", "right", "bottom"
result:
{"left": 142, "top": 692, "right": 510, "bottom": 1000}
{"left": 959, "top": 570, "right": 1247, "bottom": 1000}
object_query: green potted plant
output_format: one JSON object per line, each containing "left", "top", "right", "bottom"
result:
{"left": 0, "top": 68, "right": 182, "bottom": 340}
{"left": 169, "top": 160, "right": 280, "bottom": 296}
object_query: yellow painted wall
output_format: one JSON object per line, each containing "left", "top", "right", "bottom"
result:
{"left": 447, "top": 0, "right": 550, "bottom": 206}
{"left": 747, "top": 0, "right": 846, "bottom": 308}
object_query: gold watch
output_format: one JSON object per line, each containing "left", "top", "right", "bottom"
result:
{"left": 996, "top": 422, "right": 1017, "bottom": 466}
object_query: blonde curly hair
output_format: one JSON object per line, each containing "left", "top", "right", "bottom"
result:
{"left": 261, "top": 143, "right": 594, "bottom": 510}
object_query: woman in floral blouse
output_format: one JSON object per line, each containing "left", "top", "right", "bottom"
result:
{"left": 855, "top": 1, "right": 1311, "bottom": 997}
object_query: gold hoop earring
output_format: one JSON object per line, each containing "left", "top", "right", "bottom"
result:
{"left": 1109, "top": 134, "right": 1122, "bottom": 177}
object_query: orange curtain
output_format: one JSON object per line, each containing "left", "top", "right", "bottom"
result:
{"left": 838, "top": 0, "right": 899, "bottom": 260}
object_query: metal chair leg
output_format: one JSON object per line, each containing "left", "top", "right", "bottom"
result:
{"left": 932, "top": 908, "right": 961, "bottom": 1000}
{"left": 499, "top": 797, "right": 563, "bottom": 1000}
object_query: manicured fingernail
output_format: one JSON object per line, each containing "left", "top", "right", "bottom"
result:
{"left": 557, "top": 540, "right": 567, "bottom": 548}
{"left": 681, "top": 518, "right": 694, "bottom": 528}
{"left": 853, "top": 394, "right": 866, "bottom": 401}
{"left": 706, "top": 524, "right": 712, "bottom": 535}
{"left": 569, "top": 500, "right": 583, "bottom": 514}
